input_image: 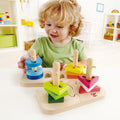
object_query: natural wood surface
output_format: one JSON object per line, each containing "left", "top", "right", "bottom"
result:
{"left": 30, "top": 49, "right": 37, "bottom": 71}
{"left": 53, "top": 62, "right": 60, "bottom": 86}
{"left": 73, "top": 50, "right": 78, "bottom": 68}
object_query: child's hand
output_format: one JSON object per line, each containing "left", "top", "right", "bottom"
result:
{"left": 18, "top": 54, "right": 29, "bottom": 73}
{"left": 60, "top": 63, "right": 68, "bottom": 71}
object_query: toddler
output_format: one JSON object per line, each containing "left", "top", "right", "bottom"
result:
{"left": 18, "top": 0, "right": 87, "bottom": 71}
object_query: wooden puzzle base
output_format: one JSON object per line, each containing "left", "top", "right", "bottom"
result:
{"left": 20, "top": 68, "right": 66, "bottom": 87}
{"left": 36, "top": 79, "right": 106, "bottom": 114}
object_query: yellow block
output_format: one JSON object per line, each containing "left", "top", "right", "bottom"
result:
{"left": 21, "top": 19, "right": 26, "bottom": 25}
{"left": 64, "top": 63, "right": 84, "bottom": 74}
{"left": 26, "top": 21, "right": 34, "bottom": 27}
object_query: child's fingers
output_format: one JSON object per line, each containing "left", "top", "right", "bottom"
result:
{"left": 20, "top": 55, "right": 29, "bottom": 62}
{"left": 60, "top": 63, "right": 68, "bottom": 71}
{"left": 23, "top": 66, "right": 29, "bottom": 73}
{"left": 18, "top": 61, "right": 24, "bottom": 69}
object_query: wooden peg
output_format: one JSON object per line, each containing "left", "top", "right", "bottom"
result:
{"left": 73, "top": 50, "right": 78, "bottom": 68}
{"left": 30, "top": 49, "right": 37, "bottom": 71}
{"left": 86, "top": 58, "right": 93, "bottom": 80}
{"left": 30, "top": 49, "right": 36, "bottom": 62}
{"left": 53, "top": 62, "right": 60, "bottom": 86}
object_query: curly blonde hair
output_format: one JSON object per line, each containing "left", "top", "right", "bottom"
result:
{"left": 39, "top": 0, "right": 83, "bottom": 37}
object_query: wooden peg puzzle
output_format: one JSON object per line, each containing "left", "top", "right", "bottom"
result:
{"left": 65, "top": 50, "right": 85, "bottom": 79}
{"left": 36, "top": 59, "right": 105, "bottom": 114}
{"left": 36, "top": 78, "right": 105, "bottom": 114}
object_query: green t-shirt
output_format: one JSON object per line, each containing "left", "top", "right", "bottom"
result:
{"left": 29, "top": 37, "right": 86, "bottom": 67}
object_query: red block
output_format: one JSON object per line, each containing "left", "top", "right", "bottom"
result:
{"left": 79, "top": 85, "right": 100, "bottom": 94}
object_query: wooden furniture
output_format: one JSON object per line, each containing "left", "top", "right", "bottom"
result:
{"left": 0, "top": 0, "right": 21, "bottom": 52}
{"left": 103, "top": 13, "right": 120, "bottom": 42}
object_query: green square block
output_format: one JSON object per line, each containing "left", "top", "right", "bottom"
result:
{"left": 0, "top": 34, "right": 17, "bottom": 48}
{"left": 43, "top": 81, "right": 69, "bottom": 95}
{"left": 48, "top": 94, "right": 64, "bottom": 103}
{"left": 45, "top": 88, "right": 68, "bottom": 100}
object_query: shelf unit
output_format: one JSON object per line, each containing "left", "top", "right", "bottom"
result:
{"left": 0, "top": 0, "right": 22, "bottom": 52}
{"left": 103, "top": 13, "right": 120, "bottom": 42}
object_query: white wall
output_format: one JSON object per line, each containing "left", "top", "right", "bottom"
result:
{"left": 20, "top": 0, "right": 120, "bottom": 43}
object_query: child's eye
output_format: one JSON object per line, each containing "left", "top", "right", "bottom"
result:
{"left": 57, "top": 26, "right": 63, "bottom": 28}
{"left": 46, "top": 24, "right": 51, "bottom": 26}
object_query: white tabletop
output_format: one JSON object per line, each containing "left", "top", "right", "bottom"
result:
{"left": 0, "top": 41, "right": 120, "bottom": 120}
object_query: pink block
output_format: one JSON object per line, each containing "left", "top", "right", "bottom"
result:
{"left": 78, "top": 75, "right": 99, "bottom": 89}
{"left": 79, "top": 85, "right": 100, "bottom": 94}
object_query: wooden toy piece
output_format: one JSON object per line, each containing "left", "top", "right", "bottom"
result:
{"left": 43, "top": 81, "right": 69, "bottom": 96}
{"left": 65, "top": 50, "right": 85, "bottom": 79}
{"left": 86, "top": 58, "right": 93, "bottom": 80}
{"left": 45, "top": 89, "right": 68, "bottom": 100}
{"left": 79, "top": 85, "right": 100, "bottom": 94}
{"left": 36, "top": 79, "right": 106, "bottom": 114}
{"left": 48, "top": 94, "right": 64, "bottom": 103}
{"left": 25, "top": 49, "right": 43, "bottom": 80}
{"left": 53, "top": 62, "right": 60, "bottom": 86}
{"left": 42, "top": 62, "right": 70, "bottom": 103}
{"left": 30, "top": 49, "right": 37, "bottom": 71}
{"left": 78, "top": 75, "right": 99, "bottom": 92}
{"left": 26, "top": 67, "right": 43, "bottom": 80}
{"left": 73, "top": 50, "right": 78, "bottom": 68}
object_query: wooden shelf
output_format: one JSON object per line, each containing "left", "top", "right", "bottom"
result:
{"left": 0, "top": 24, "right": 17, "bottom": 27}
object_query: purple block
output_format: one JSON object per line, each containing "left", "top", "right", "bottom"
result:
{"left": 78, "top": 75, "right": 99, "bottom": 92}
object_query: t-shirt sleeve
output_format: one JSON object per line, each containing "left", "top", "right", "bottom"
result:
{"left": 78, "top": 42, "right": 87, "bottom": 60}
{"left": 28, "top": 38, "right": 43, "bottom": 57}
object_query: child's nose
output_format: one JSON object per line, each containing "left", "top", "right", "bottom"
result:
{"left": 51, "top": 27, "right": 57, "bottom": 33}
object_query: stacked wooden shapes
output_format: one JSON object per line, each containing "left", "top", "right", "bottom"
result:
{"left": 78, "top": 58, "right": 100, "bottom": 93}
{"left": 65, "top": 50, "right": 85, "bottom": 79}
{"left": 25, "top": 49, "right": 43, "bottom": 80}
{"left": 43, "top": 62, "right": 69, "bottom": 103}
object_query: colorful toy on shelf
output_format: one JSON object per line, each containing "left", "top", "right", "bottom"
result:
{"left": 104, "top": 31, "right": 113, "bottom": 40}
{"left": 21, "top": 19, "right": 34, "bottom": 27}
{"left": 65, "top": 50, "right": 85, "bottom": 79}
{"left": 0, "top": 15, "right": 3, "bottom": 24}
{"left": 78, "top": 58, "right": 100, "bottom": 93}
{"left": 20, "top": 0, "right": 34, "bottom": 27}
{"left": 116, "top": 34, "right": 120, "bottom": 42}
{"left": 0, "top": 12, "right": 10, "bottom": 25}
{"left": 111, "top": 9, "right": 119, "bottom": 13}
{"left": 43, "top": 62, "right": 69, "bottom": 103}
{"left": 25, "top": 49, "right": 43, "bottom": 80}
{"left": 106, "top": 21, "right": 114, "bottom": 28}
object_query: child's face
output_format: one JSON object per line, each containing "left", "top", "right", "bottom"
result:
{"left": 45, "top": 18, "right": 70, "bottom": 43}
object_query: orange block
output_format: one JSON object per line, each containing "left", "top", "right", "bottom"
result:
{"left": 67, "top": 75, "right": 78, "bottom": 79}
{"left": 66, "top": 71, "right": 78, "bottom": 75}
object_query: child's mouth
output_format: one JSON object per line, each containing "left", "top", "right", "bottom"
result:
{"left": 50, "top": 34, "right": 58, "bottom": 38}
